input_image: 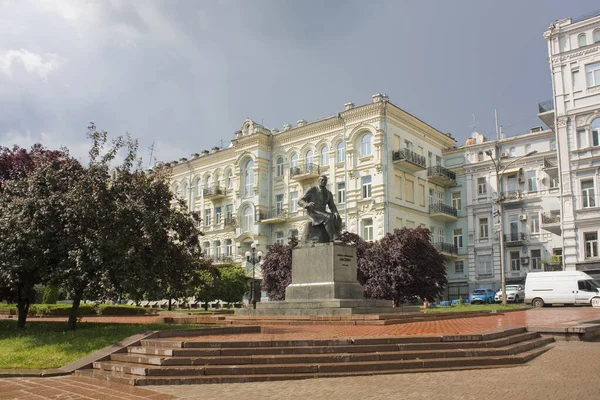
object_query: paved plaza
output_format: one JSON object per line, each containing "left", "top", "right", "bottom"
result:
{"left": 1, "top": 308, "right": 599, "bottom": 399}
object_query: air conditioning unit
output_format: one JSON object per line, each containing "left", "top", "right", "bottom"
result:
{"left": 519, "top": 214, "right": 528, "bottom": 221}
{"left": 520, "top": 257, "right": 530, "bottom": 265}
{"left": 500, "top": 152, "right": 509, "bottom": 158}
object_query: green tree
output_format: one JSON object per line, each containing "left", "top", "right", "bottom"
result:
{"left": 42, "top": 285, "right": 59, "bottom": 304}
{"left": 214, "top": 265, "right": 247, "bottom": 305}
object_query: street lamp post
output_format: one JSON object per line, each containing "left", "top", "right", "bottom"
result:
{"left": 485, "top": 149, "right": 538, "bottom": 306}
{"left": 245, "top": 242, "right": 263, "bottom": 309}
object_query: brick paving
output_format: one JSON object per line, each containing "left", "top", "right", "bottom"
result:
{"left": 0, "top": 308, "right": 599, "bottom": 399}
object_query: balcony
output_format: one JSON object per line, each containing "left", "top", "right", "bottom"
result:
{"left": 290, "top": 163, "right": 319, "bottom": 181}
{"left": 257, "top": 208, "right": 287, "bottom": 224}
{"left": 429, "top": 202, "right": 458, "bottom": 222}
{"left": 211, "top": 255, "right": 235, "bottom": 265}
{"left": 537, "top": 99, "right": 555, "bottom": 130}
{"left": 427, "top": 166, "right": 456, "bottom": 187}
{"left": 504, "top": 232, "right": 526, "bottom": 247}
{"left": 541, "top": 212, "right": 561, "bottom": 236}
{"left": 499, "top": 190, "right": 524, "bottom": 205}
{"left": 542, "top": 157, "right": 558, "bottom": 180}
{"left": 223, "top": 216, "right": 237, "bottom": 230}
{"left": 433, "top": 242, "right": 458, "bottom": 258}
{"left": 203, "top": 186, "right": 227, "bottom": 199}
{"left": 392, "top": 149, "right": 426, "bottom": 173}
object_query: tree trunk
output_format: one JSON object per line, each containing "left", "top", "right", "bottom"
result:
{"left": 67, "top": 288, "right": 84, "bottom": 331}
{"left": 168, "top": 298, "right": 172, "bottom": 311}
{"left": 16, "top": 298, "right": 29, "bottom": 329}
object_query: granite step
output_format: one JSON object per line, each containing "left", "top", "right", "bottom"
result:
{"left": 80, "top": 346, "right": 551, "bottom": 386}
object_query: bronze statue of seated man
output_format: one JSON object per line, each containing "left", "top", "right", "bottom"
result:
{"left": 298, "top": 175, "right": 342, "bottom": 244}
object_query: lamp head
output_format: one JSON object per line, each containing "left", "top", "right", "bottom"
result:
{"left": 257, "top": 251, "right": 263, "bottom": 259}
{"left": 484, "top": 150, "right": 493, "bottom": 157}
{"left": 245, "top": 251, "right": 251, "bottom": 259}
{"left": 251, "top": 242, "right": 257, "bottom": 249}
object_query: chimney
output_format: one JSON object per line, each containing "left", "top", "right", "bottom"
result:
{"left": 344, "top": 102, "right": 354, "bottom": 110}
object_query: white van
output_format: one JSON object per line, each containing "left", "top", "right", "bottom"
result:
{"left": 525, "top": 271, "right": 600, "bottom": 308}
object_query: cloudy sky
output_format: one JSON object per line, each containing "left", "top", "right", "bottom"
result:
{"left": 1, "top": 0, "right": 598, "bottom": 164}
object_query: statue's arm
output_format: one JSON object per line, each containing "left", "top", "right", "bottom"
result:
{"left": 298, "top": 187, "right": 314, "bottom": 208}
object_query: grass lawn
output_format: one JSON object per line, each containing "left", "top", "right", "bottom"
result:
{"left": 420, "top": 304, "right": 526, "bottom": 312}
{"left": 0, "top": 320, "right": 205, "bottom": 370}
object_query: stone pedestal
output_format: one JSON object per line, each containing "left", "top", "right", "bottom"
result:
{"left": 237, "top": 242, "right": 410, "bottom": 316}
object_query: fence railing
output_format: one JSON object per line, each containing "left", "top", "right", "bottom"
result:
{"left": 429, "top": 202, "right": 458, "bottom": 217}
{"left": 392, "top": 148, "right": 426, "bottom": 168}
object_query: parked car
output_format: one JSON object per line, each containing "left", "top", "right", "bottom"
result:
{"left": 469, "top": 289, "right": 496, "bottom": 304}
{"left": 495, "top": 285, "right": 525, "bottom": 303}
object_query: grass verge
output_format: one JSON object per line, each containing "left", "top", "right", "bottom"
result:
{"left": 0, "top": 320, "right": 205, "bottom": 369}
{"left": 420, "top": 304, "right": 525, "bottom": 312}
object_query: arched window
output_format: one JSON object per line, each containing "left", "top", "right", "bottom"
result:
{"left": 509, "top": 147, "right": 516, "bottom": 157}
{"left": 173, "top": 183, "right": 181, "bottom": 198}
{"left": 206, "top": 175, "right": 212, "bottom": 190}
{"left": 194, "top": 177, "right": 202, "bottom": 197}
{"left": 336, "top": 142, "right": 346, "bottom": 163}
{"left": 226, "top": 170, "right": 233, "bottom": 189}
{"left": 242, "top": 205, "right": 254, "bottom": 232}
{"left": 181, "top": 182, "right": 187, "bottom": 201}
{"left": 305, "top": 150, "right": 314, "bottom": 166}
{"left": 578, "top": 33, "right": 587, "bottom": 48}
{"left": 242, "top": 159, "right": 254, "bottom": 198}
{"left": 320, "top": 145, "right": 330, "bottom": 167}
{"left": 290, "top": 153, "right": 298, "bottom": 168}
{"left": 276, "top": 157, "right": 284, "bottom": 177}
{"left": 594, "top": 29, "right": 600, "bottom": 43}
{"left": 361, "top": 133, "right": 372, "bottom": 157}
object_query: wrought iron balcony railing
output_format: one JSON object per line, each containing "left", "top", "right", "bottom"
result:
{"left": 258, "top": 208, "right": 287, "bottom": 221}
{"left": 290, "top": 163, "right": 319, "bottom": 177}
{"left": 224, "top": 216, "right": 237, "bottom": 227}
{"left": 538, "top": 99, "right": 554, "bottom": 114}
{"left": 392, "top": 148, "right": 426, "bottom": 168}
{"left": 203, "top": 186, "right": 227, "bottom": 197}
{"left": 541, "top": 213, "right": 561, "bottom": 224}
{"left": 429, "top": 202, "right": 458, "bottom": 217}
{"left": 427, "top": 165, "right": 456, "bottom": 181}
{"left": 500, "top": 191, "right": 523, "bottom": 202}
{"left": 433, "top": 242, "right": 458, "bottom": 255}
{"left": 504, "top": 232, "right": 526, "bottom": 243}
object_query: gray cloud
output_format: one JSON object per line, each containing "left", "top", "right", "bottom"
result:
{"left": 0, "top": 0, "right": 598, "bottom": 163}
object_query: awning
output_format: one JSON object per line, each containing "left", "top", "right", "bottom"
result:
{"left": 501, "top": 166, "right": 522, "bottom": 175}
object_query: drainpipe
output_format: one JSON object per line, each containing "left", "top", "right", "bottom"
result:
{"left": 337, "top": 113, "right": 349, "bottom": 231}
{"left": 383, "top": 96, "right": 390, "bottom": 234}
{"left": 186, "top": 161, "right": 193, "bottom": 213}
{"left": 548, "top": 23, "right": 566, "bottom": 269}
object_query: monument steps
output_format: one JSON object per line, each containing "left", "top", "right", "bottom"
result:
{"left": 76, "top": 328, "right": 554, "bottom": 386}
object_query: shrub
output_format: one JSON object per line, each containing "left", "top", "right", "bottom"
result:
{"left": 97, "top": 304, "right": 155, "bottom": 316}
{"left": 29, "top": 303, "right": 97, "bottom": 317}
{"left": 0, "top": 303, "right": 17, "bottom": 315}
{"left": 42, "top": 285, "right": 60, "bottom": 304}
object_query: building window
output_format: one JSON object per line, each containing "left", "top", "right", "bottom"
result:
{"left": 451, "top": 192, "right": 461, "bottom": 211}
{"left": 577, "top": 128, "right": 587, "bottom": 148}
{"left": 582, "top": 179, "right": 596, "bottom": 208}
{"left": 395, "top": 175, "right": 402, "bottom": 199}
{"left": 437, "top": 228, "right": 444, "bottom": 244}
{"left": 290, "top": 191, "right": 298, "bottom": 212}
{"left": 226, "top": 171, "right": 233, "bottom": 189}
{"left": 361, "top": 133, "right": 372, "bottom": 157}
{"left": 453, "top": 229, "right": 463, "bottom": 248}
{"left": 320, "top": 145, "right": 329, "bottom": 167}
{"left": 305, "top": 149, "right": 314, "bottom": 166}
{"left": 478, "top": 256, "right": 492, "bottom": 275}
{"left": 336, "top": 142, "right": 346, "bottom": 163}
{"left": 551, "top": 139, "right": 556, "bottom": 150}
{"left": 243, "top": 159, "right": 254, "bottom": 198}
{"left": 592, "top": 119, "right": 600, "bottom": 149}
{"left": 594, "top": 29, "right": 600, "bottom": 43}
{"left": 214, "top": 240, "right": 221, "bottom": 259}
{"left": 578, "top": 33, "right": 587, "bottom": 47}
{"left": 214, "top": 206, "right": 222, "bottom": 226}
{"left": 337, "top": 182, "right": 346, "bottom": 204}
{"left": 362, "top": 218, "right": 373, "bottom": 241}
{"left": 525, "top": 143, "right": 531, "bottom": 154}
{"left": 241, "top": 205, "right": 253, "bottom": 232}
{"left": 454, "top": 261, "right": 464, "bottom": 274}
{"left": 405, "top": 140, "right": 413, "bottom": 151}
{"left": 204, "top": 208, "right": 211, "bottom": 228}
{"left": 225, "top": 239, "right": 233, "bottom": 257}
{"left": 275, "top": 231, "right": 284, "bottom": 245}
{"left": 479, "top": 217, "right": 489, "bottom": 239}
{"left": 428, "top": 151, "right": 433, "bottom": 167}
{"left": 510, "top": 251, "right": 521, "bottom": 271}
{"left": 275, "top": 194, "right": 284, "bottom": 214}
{"left": 531, "top": 249, "right": 542, "bottom": 270}
{"left": 586, "top": 61, "right": 600, "bottom": 87}
{"left": 530, "top": 213, "right": 540, "bottom": 234}
{"left": 527, "top": 171, "right": 537, "bottom": 192}
{"left": 276, "top": 157, "right": 284, "bottom": 177}
{"left": 509, "top": 147, "right": 516, "bottom": 157}
{"left": 477, "top": 177, "right": 487, "bottom": 195}
{"left": 290, "top": 229, "right": 299, "bottom": 239}
{"left": 436, "top": 155, "right": 442, "bottom": 166}
{"left": 405, "top": 177, "right": 415, "bottom": 202}
{"left": 226, "top": 204, "right": 233, "bottom": 219}
{"left": 362, "top": 175, "right": 372, "bottom": 199}
{"left": 585, "top": 232, "right": 598, "bottom": 258}
{"left": 477, "top": 152, "right": 483, "bottom": 162}
{"left": 203, "top": 241, "right": 211, "bottom": 258}
{"left": 290, "top": 153, "right": 299, "bottom": 169}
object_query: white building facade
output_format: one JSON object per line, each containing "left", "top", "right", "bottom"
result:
{"left": 539, "top": 12, "right": 600, "bottom": 280}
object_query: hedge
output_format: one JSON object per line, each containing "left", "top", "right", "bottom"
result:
{"left": 0, "top": 303, "right": 17, "bottom": 316}
{"left": 29, "top": 304, "right": 97, "bottom": 317}
{"left": 98, "top": 304, "right": 156, "bottom": 316}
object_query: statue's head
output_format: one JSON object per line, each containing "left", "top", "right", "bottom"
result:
{"left": 318, "top": 174, "right": 328, "bottom": 188}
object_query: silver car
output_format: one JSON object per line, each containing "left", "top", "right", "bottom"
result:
{"left": 495, "top": 285, "right": 525, "bottom": 303}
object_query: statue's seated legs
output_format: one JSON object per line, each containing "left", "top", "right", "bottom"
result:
{"left": 302, "top": 222, "right": 330, "bottom": 244}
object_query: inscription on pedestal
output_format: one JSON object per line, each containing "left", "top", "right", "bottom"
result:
{"left": 337, "top": 253, "right": 354, "bottom": 268}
